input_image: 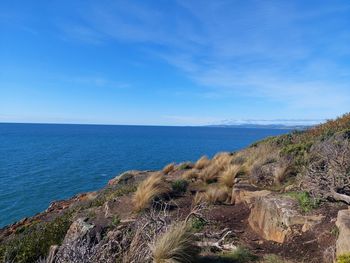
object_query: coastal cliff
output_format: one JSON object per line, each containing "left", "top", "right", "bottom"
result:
{"left": 1, "top": 114, "right": 350, "bottom": 263}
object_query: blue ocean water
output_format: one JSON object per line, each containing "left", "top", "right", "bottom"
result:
{"left": 0, "top": 123, "right": 289, "bottom": 227}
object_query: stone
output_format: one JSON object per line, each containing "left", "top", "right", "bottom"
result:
{"left": 248, "top": 195, "right": 324, "bottom": 243}
{"left": 335, "top": 207, "right": 350, "bottom": 257}
{"left": 64, "top": 218, "right": 94, "bottom": 243}
{"left": 231, "top": 188, "right": 271, "bottom": 205}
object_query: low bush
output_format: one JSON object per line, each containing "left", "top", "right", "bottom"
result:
{"left": 330, "top": 226, "right": 339, "bottom": 237}
{"left": 0, "top": 211, "right": 73, "bottom": 263}
{"left": 110, "top": 215, "right": 121, "bottom": 228}
{"left": 286, "top": 191, "right": 320, "bottom": 213}
{"left": 171, "top": 179, "right": 189, "bottom": 194}
{"left": 263, "top": 254, "right": 284, "bottom": 263}
{"left": 91, "top": 184, "right": 137, "bottom": 207}
{"left": 337, "top": 253, "right": 350, "bottom": 263}
{"left": 220, "top": 247, "right": 258, "bottom": 263}
{"left": 191, "top": 217, "right": 206, "bottom": 231}
{"left": 178, "top": 162, "right": 193, "bottom": 170}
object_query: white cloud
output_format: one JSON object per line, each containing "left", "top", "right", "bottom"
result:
{"left": 55, "top": 0, "right": 350, "bottom": 116}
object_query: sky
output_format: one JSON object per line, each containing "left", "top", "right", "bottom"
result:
{"left": 1, "top": 0, "right": 350, "bottom": 126}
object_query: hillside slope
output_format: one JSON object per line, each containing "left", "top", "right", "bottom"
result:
{"left": 1, "top": 113, "right": 350, "bottom": 263}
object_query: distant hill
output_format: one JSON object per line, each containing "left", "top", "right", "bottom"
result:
{"left": 206, "top": 123, "right": 312, "bottom": 130}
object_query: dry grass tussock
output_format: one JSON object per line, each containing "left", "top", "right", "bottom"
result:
{"left": 213, "top": 152, "right": 233, "bottom": 168}
{"left": 195, "top": 155, "right": 211, "bottom": 169}
{"left": 152, "top": 221, "right": 199, "bottom": 263}
{"left": 240, "top": 143, "right": 279, "bottom": 174}
{"left": 182, "top": 169, "right": 198, "bottom": 180}
{"left": 218, "top": 164, "right": 243, "bottom": 188}
{"left": 133, "top": 173, "right": 170, "bottom": 212}
{"left": 163, "top": 163, "right": 175, "bottom": 174}
{"left": 199, "top": 163, "right": 221, "bottom": 183}
{"left": 194, "top": 185, "right": 230, "bottom": 205}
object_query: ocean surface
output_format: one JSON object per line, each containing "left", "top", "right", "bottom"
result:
{"left": 0, "top": 123, "right": 290, "bottom": 227}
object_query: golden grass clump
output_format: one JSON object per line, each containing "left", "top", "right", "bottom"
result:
{"left": 213, "top": 152, "right": 233, "bottom": 168}
{"left": 218, "top": 164, "right": 242, "bottom": 188}
{"left": 199, "top": 163, "right": 221, "bottom": 183}
{"left": 193, "top": 185, "right": 230, "bottom": 205}
{"left": 194, "top": 155, "right": 211, "bottom": 169}
{"left": 193, "top": 192, "right": 206, "bottom": 205}
{"left": 182, "top": 169, "right": 198, "bottom": 180}
{"left": 163, "top": 163, "right": 175, "bottom": 174}
{"left": 242, "top": 144, "right": 279, "bottom": 176}
{"left": 204, "top": 186, "right": 230, "bottom": 204}
{"left": 152, "top": 221, "right": 199, "bottom": 263}
{"left": 133, "top": 173, "right": 170, "bottom": 212}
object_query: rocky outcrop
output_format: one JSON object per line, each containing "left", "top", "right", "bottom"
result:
{"left": 54, "top": 218, "right": 125, "bottom": 263}
{"left": 335, "top": 207, "right": 350, "bottom": 257}
{"left": 248, "top": 195, "right": 324, "bottom": 243}
{"left": 231, "top": 188, "right": 271, "bottom": 205}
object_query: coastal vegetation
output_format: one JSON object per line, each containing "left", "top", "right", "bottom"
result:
{"left": 133, "top": 172, "right": 171, "bottom": 212}
{"left": 1, "top": 113, "right": 350, "bottom": 262}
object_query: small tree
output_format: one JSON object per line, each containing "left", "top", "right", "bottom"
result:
{"left": 306, "top": 133, "right": 350, "bottom": 204}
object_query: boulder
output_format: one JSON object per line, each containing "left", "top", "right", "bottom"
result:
{"left": 54, "top": 218, "right": 123, "bottom": 263}
{"left": 336, "top": 207, "right": 350, "bottom": 257}
{"left": 231, "top": 188, "right": 271, "bottom": 205}
{"left": 248, "top": 195, "right": 324, "bottom": 243}
{"left": 62, "top": 218, "right": 94, "bottom": 244}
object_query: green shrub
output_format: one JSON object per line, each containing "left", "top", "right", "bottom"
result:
{"left": 221, "top": 247, "right": 258, "bottom": 263}
{"left": 111, "top": 215, "right": 121, "bottom": 228}
{"left": 178, "top": 162, "right": 193, "bottom": 170}
{"left": 263, "top": 254, "right": 284, "bottom": 263}
{"left": 286, "top": 191, "right": 320, "bottom": 212}
{"left": 330, "top": 226, "right": 339, "bottom": 237}
{"left": 0, "top": 211, "right": 73, "bottom": 263}
{"left": 90, "top": 185, "right": 136, "bottom": 207}
{"left": 191, "top": 217, "right": 206, "bottom": 231}
{"left": 337, "top": 253, "right": 350, "bottom": 263}
{"left": 171, "top": 179, "right": 189, "bottom": 194}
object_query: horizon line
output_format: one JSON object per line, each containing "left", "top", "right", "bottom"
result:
{"left": 0, "top": 121, "right": 317, "bottom": 128}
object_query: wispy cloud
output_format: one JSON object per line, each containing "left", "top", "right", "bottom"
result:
{"left": 33, "top": 1, "right": 350, "bottom": 118}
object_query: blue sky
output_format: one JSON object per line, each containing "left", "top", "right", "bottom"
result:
{"left": 1, "top": 0, "right": 350, "bottom": 126}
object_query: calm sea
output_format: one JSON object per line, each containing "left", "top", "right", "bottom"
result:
{"left": 0, "top": 123, "right": 289, "bottom": 227}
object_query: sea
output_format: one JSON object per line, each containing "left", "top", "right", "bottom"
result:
{"left": 0, "top": 123, "right": 290, "bottom": 228}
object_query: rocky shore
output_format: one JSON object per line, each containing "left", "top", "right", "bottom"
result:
{"left": 1, "top": 114, "right": 350, "bottom": 263}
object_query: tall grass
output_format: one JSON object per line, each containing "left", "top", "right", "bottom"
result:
{"left": 218, "top": 165, "right": 242, "bottom": 188}
{"left": 182, "top": 169, "right": 198, "bottom": 180}
{"left": 199, "top": 164, "right": 221, "bottom": 183}
{"left": 152, "top": 222, "right": 199, "bottom": 263}
{"left": 213, "top": 152, "right": 232, "bottom": 168}
{"left": 193, "top": 185, "right": 230, "bottom": 205}
{"left": 194, "top": 156, "right": 210, "bottom": 169}
{"left": 133, "top": 173, "right": 170, "bottom": 212}
{"left": 163, "top": 163, "right": 175, "bottom": 175}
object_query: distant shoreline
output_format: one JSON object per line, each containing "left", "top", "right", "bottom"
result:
{"left": 0, "top": 122, "right": 313, "bottom": 130}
